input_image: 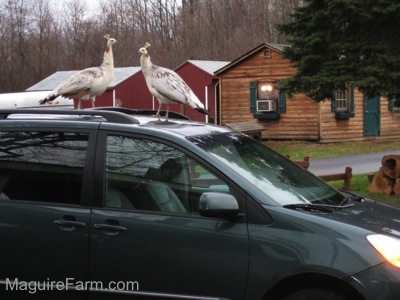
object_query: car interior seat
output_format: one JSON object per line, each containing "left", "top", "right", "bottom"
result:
{"left": 134, "top": 181, "right": 187, "bottom": 213}
{"left": 106, "top": 186, "right": 135, "bottom": 209}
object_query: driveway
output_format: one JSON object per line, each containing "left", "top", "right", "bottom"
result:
{"left": 308, "top": 150, "right": 400, "bottom": 176}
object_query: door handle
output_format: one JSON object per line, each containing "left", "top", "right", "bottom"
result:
{"left": 94, "top": 224, "right": 127, "bottom": 231}
{"left": 54, "top": 219, "right": 86, "bottom": 231}
{"left": 94, "top": 223, "right": 127, "bottom": 236}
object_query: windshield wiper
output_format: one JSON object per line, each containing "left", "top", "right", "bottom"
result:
{"left": 339, "top": 195, "right": 364, "bottom": 206}
{"left": 284, "top": 202, "right": 354, "bottom": 213}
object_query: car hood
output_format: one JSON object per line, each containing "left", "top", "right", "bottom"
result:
{"left": 319, "top": 198, "right": 400, "bottom": 237}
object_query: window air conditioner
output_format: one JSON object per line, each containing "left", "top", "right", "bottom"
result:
{"left": 256, "top": 100, "right": 276, "bottom": 112}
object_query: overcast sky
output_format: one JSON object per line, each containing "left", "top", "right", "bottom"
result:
{"left": 52, "top": 0, "right": 101, "bottom": 11}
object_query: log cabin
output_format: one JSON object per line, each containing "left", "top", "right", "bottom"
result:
{"left": 214, "top": 43, "right": 400, "bottom": 143}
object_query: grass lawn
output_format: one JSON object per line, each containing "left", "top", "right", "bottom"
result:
{"left": 264, "top": 139, "right": 400, "bottom": 160}
{"left": 328, "top": 174, "right": 400, "bottom": 205}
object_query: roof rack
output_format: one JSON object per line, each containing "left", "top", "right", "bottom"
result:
{"left": 0, "top": 108, "right": 140, "bottom": 124}
{"left": 90, "top": 107, "right": 191, "bottom": 120}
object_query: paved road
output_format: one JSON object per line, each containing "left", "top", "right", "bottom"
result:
{"left": 308, "top": 150, "right": 400, "bottom": 176}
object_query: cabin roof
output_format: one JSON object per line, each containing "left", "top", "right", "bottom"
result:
{"left": 214, "top": 43, "right": 289, "bottom": 75}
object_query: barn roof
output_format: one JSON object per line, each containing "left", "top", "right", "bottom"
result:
{"left": 26, "top": 67, "right": 141, "bottom": 91}
{"left": 214, "top": 43, "right": 289, "bottom": 76}
{"left": 182, "top": 60, "right": 230, "bottom": 76}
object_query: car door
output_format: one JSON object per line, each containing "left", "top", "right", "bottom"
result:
{"left": 0, "top": 129, "right": 94, "bottom": 298}
{"left": 88, "top": 131, "right": 249, "bottom": 299}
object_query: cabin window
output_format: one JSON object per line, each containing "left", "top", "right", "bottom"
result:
{"left": 389, "top": 97, "right": 400, "bottom": 112}
{"left": 331, "top": 84, "right": 355, "bottom": 119}
{"left": 250, "top": 81, "right": 286, "bottom": 119}
{"left": 257, "top": 82, "right": 278, "bottom": 112}
{"left": 335, "top": 89, "right": 348, "bottom": 112}
{"left": 263, "top": 49, "right": 272, "bottom": 59}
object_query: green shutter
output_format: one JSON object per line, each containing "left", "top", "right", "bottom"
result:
{"left": 278, "top": 80, "right": 286, "bottom": 113}
{"left": 331, "top": 90, "right": 337, "bottom": 112}
{"left": 350, "top": 86, "right": 355, "bottom": 112}
{"left": 250, "top": 81, "right": 257, "bottom": 113}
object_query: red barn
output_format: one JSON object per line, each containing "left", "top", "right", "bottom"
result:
{"left": 26, "top": 67, "right": 151, "bottom": 109}
{"left": 27, "top": 61, "right": 229, "bottom": 122}
{"left": 174, "top": 60, "right": 230, "bottom": 123}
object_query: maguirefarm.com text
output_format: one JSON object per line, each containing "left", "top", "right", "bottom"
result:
{"left": 5, "top": 278, "right": 139, "bottom": 294}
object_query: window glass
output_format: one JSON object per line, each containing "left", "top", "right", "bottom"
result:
{"left": 105, "top": 135, "right": 230, "bottom": 213}
{"left": 335, "top": 89, "right": 347, "bottom": 111}
{"left": 391, "top": 97, "right": 400, "bottom": 112}
{"left": 256, "top": 82, "right": 278, "bottom": 112}
{"left": 189, "top": 133, "right": 343, "bottom": 206}
{"left": 257, "top": 82, "right": 278, "bottom": 100}
{"left": 0, "top": 131, "right": 89, "bottom": 204}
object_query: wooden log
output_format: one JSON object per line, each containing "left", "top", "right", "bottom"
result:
{"left": 394, "top": 178, "right": 400, "bottom": 195}
{"left": 381, "top": 155, "right": 400, "bottom": 179}
{"left": 382, "top": 154, "right": 400, "bottom": 167}
{"left": 368, "top": 171, "right": 393, "bottom": 195}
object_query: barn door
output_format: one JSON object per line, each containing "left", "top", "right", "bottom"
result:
{"left": 364, "top": 95, "right": 380, "bottom": 136}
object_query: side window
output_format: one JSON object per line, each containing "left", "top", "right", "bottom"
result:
{"left": 105, "top": 135, "right": 230, "bottom": 213}
{"left": 250, "top": 80, "right": 286, "bottom": 119}
{"left": 331, "top": 84, "right": 355, "bottom": 114}
{"left": 389, "top": 96, "right": 400, "bottom": 112}
{"left": 335, "top": 88, "right": 348, "bottom": 112}
{"left": 0, "top": 131, "right": 89, "bottom": 205}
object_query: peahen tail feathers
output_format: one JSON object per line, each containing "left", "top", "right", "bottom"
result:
{"left": 38, "top": 93, "right": 58, "bottom": 105}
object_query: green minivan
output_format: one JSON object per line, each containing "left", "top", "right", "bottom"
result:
{"left": 0, "top": 108, "right": 399, "bottom": 299}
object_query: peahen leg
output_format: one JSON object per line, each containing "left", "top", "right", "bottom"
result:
{"left": 155, "top": 103, "right": 162, "bottom": 120}
{"left": 165, "top": 103, "right": 170, "bottom": 121}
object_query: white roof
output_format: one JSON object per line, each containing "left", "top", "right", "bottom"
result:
{"left": 26, "top": 67, "right": 141, "bottom": 91}
{"left": 186, "top": 60, "right": 230, "bottom": 75}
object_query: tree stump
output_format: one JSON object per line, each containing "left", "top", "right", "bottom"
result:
{"left": 368, "top": 155, "right": 400, "bottom": 195}
{"left": 368, "top": 171, "right": 393, "bottom": 195}
{"left": 394, "top": 178, "right": 400, "bottom": 195}
{"left": 381, "top": 155, "right": 400, "bottom": 180}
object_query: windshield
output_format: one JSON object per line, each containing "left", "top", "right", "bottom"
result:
{"left": 189, "top": 133, "right": 344, "bottom": 206}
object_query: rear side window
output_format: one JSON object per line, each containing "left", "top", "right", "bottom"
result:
{"left": 0, "top": 131, "right": 89, "bottom": 205}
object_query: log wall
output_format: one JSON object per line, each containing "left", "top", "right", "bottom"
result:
{"left": 219, "top": 44, "right": 400, "bottom": 142}
{"left": 219, "top": 48, "right": 319, "bottom": 141}
{"left": 320, "top": 90, "right": 400, "bottom": 143}
{"left": 319, "top": 90, "right": 365, "bottom": 142}
{"left": 380, "top": 102, "right": 400, "bottom": 139}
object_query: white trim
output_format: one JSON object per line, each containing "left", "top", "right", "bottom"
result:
{"left": 205, "top": 86, "right": 209, "bottom": 123}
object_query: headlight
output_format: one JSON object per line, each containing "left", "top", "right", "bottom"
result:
{"left": 367, "top": 234, "right": 400, "bottom": 268}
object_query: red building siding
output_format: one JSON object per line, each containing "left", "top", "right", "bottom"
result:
{"left": 113, "top": 73, "right": 153, "bottom": 110}
{"left": 29, "top": 63, "right": 226, "bottom": 123}
{"left": 175, "top": 61, "right": 222, "bottom": 123}
{"left": 76, "top": 71, "right": 154, "bottom": 110}
{"left": 77, "top": 71, "right": 196, "bottom": 119}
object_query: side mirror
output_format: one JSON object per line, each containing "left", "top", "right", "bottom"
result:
{"left": 198, "top": 192, "right": 241, "bottom": 219}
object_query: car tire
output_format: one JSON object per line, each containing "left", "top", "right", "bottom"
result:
{"left": 282, "top": 287, "right": 348, "bottom": 300}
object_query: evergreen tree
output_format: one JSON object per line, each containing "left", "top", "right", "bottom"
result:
{"left": 277, "top": 0, "right": 400, "bottom": 102}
